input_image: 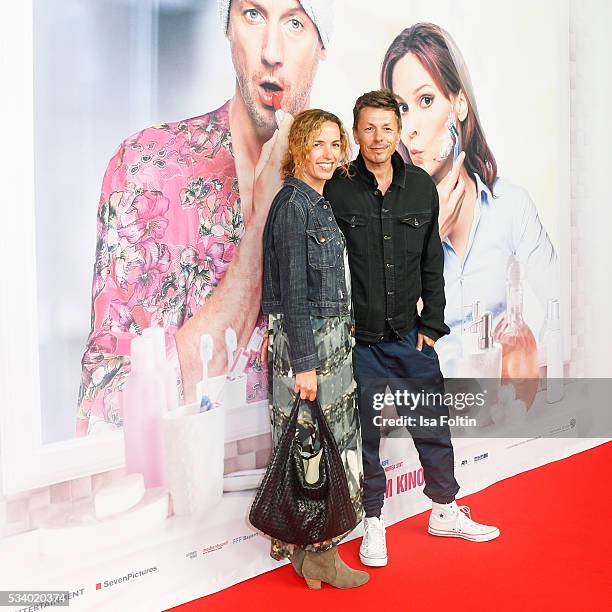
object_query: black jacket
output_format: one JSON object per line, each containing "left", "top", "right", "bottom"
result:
{"left": 324, "top": 152, "right": 449, "bottom": 344}
{"left": 262, "top": 176, "right": 350, "bottom": 373}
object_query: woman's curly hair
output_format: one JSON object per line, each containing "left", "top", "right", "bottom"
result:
{"left": 281, "top": 109, "right": 352, "bottom": 180}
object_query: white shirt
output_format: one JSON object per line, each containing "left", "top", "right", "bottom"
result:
{"left": 435, "top": 173, "right": 559, "bottom": 377}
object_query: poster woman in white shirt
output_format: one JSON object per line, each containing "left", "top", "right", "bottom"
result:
{"left": 380, "top": 22, "right": 559, "bottom": 377}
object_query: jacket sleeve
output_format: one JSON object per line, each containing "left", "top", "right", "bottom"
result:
{"left": 419, "top": 182, "right": 451, "bottom": 341}
{"left": 273, "top": 195, "right": 320, "bottom": 373}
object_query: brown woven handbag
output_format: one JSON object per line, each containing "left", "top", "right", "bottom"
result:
{"left": 249, "top": 395, "right": 357, "bottom": 545}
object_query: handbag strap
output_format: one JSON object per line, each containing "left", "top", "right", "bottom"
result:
{"left": 280, "top": 394, "right": 334, "bottom": 447}
{"left": 276, "top": 392, "right": 304, "bottom": 448}
{"left": 308, "top": 397, "right": 335, "bottom": 443}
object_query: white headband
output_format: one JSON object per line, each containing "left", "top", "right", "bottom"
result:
{"left": 218, "top": 0, "right": 334, "bottom": 49}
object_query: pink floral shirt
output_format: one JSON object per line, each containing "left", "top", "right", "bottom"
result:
{"left": 77, "top": 102, "right": 267, "bottom": 435}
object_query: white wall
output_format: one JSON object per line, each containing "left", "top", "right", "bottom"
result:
{"left": 568, "top": 0, "right": 612, "bottom": 377}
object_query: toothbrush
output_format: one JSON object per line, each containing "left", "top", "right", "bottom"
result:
{"left": 229, "top": 347, "right": 249, "bottom": 380}
{"left": 246, "top": 326, "right": 265, "bottom": 354}
{"left": 199, "top": 334, "right": 214, "bottom": 391}
{"left": 272, "top": 91, "right": 284, "bottom": 127}
{"left": 225, "top": 328, "right": 237, "bottom": 375}
{"left": 199, "top": 394, "right": 213, "bottom": 413}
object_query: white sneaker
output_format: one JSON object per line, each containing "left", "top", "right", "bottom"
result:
{"left": 428, "top": 503, "right": 500, "bottom": 542}
{"left": 359, "top": 516, "right": 388, "bottom": 566}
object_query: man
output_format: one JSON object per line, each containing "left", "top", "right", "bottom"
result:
{"left": 77, "top": 0, "right": 332, "bottom": 434}
{"left": 324, "top": 90, "right": 499, "bottom": 567}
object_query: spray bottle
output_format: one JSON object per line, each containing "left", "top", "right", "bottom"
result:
{"left": 493, "top": 257, "right": 539, "bottom": 408}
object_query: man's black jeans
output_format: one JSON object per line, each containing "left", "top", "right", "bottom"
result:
{"left": 353, "top": 326, "right": 460, "bottom": 518}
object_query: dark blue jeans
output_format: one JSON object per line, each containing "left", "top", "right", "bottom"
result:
{"left": 353, "top": 327, "right": 460, "bottom": 517}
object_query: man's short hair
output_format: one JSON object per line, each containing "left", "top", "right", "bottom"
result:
{"left": 353, "top": 89, "right": 402, "bottom": 130}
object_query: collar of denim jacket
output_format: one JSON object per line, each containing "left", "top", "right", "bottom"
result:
{"left": 284, "top": 175, "right": 327, "bottom": 205}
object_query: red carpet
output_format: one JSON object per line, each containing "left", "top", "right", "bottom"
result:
{"left": 171, "top": 442, "right": 612, "bottom": 612}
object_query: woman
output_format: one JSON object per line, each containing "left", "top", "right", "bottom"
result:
{"left": 381, "top": 23, "right": 559, "bottom": 378}
{"left": 261, "top": 109, "right": 368, "bottom": 589}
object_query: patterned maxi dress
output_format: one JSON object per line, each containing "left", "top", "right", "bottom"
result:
{"left": 268, "top": 249, "right": 364, "bottom": 560}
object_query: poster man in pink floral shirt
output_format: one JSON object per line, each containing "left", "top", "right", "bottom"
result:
{"left": 77, "top": 0, "right": 333, "bottom": 435}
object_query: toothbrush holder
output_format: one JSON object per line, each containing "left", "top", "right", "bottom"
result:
{"left": 162, "top": 402, "right": 225, "bottom": 515}
{"left": 226, "top": 375, "right": 247, "bottom": 409}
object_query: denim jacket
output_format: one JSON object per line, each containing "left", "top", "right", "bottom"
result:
{"left": 262, "top": 176, "right": 350, "bottom": 373}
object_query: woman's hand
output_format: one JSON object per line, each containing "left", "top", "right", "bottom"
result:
{"left": 437, "top": 151, "right": 466, "bottom": 242}
{"left": 294, "top": 369, "right": 317, "bottom": 401}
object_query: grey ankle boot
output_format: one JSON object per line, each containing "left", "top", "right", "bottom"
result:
{"left": 301, "top": 546, "right": 369, "bottom": 590}
{"left": 289, "top": 548, "right": 306, "bottom": 577}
